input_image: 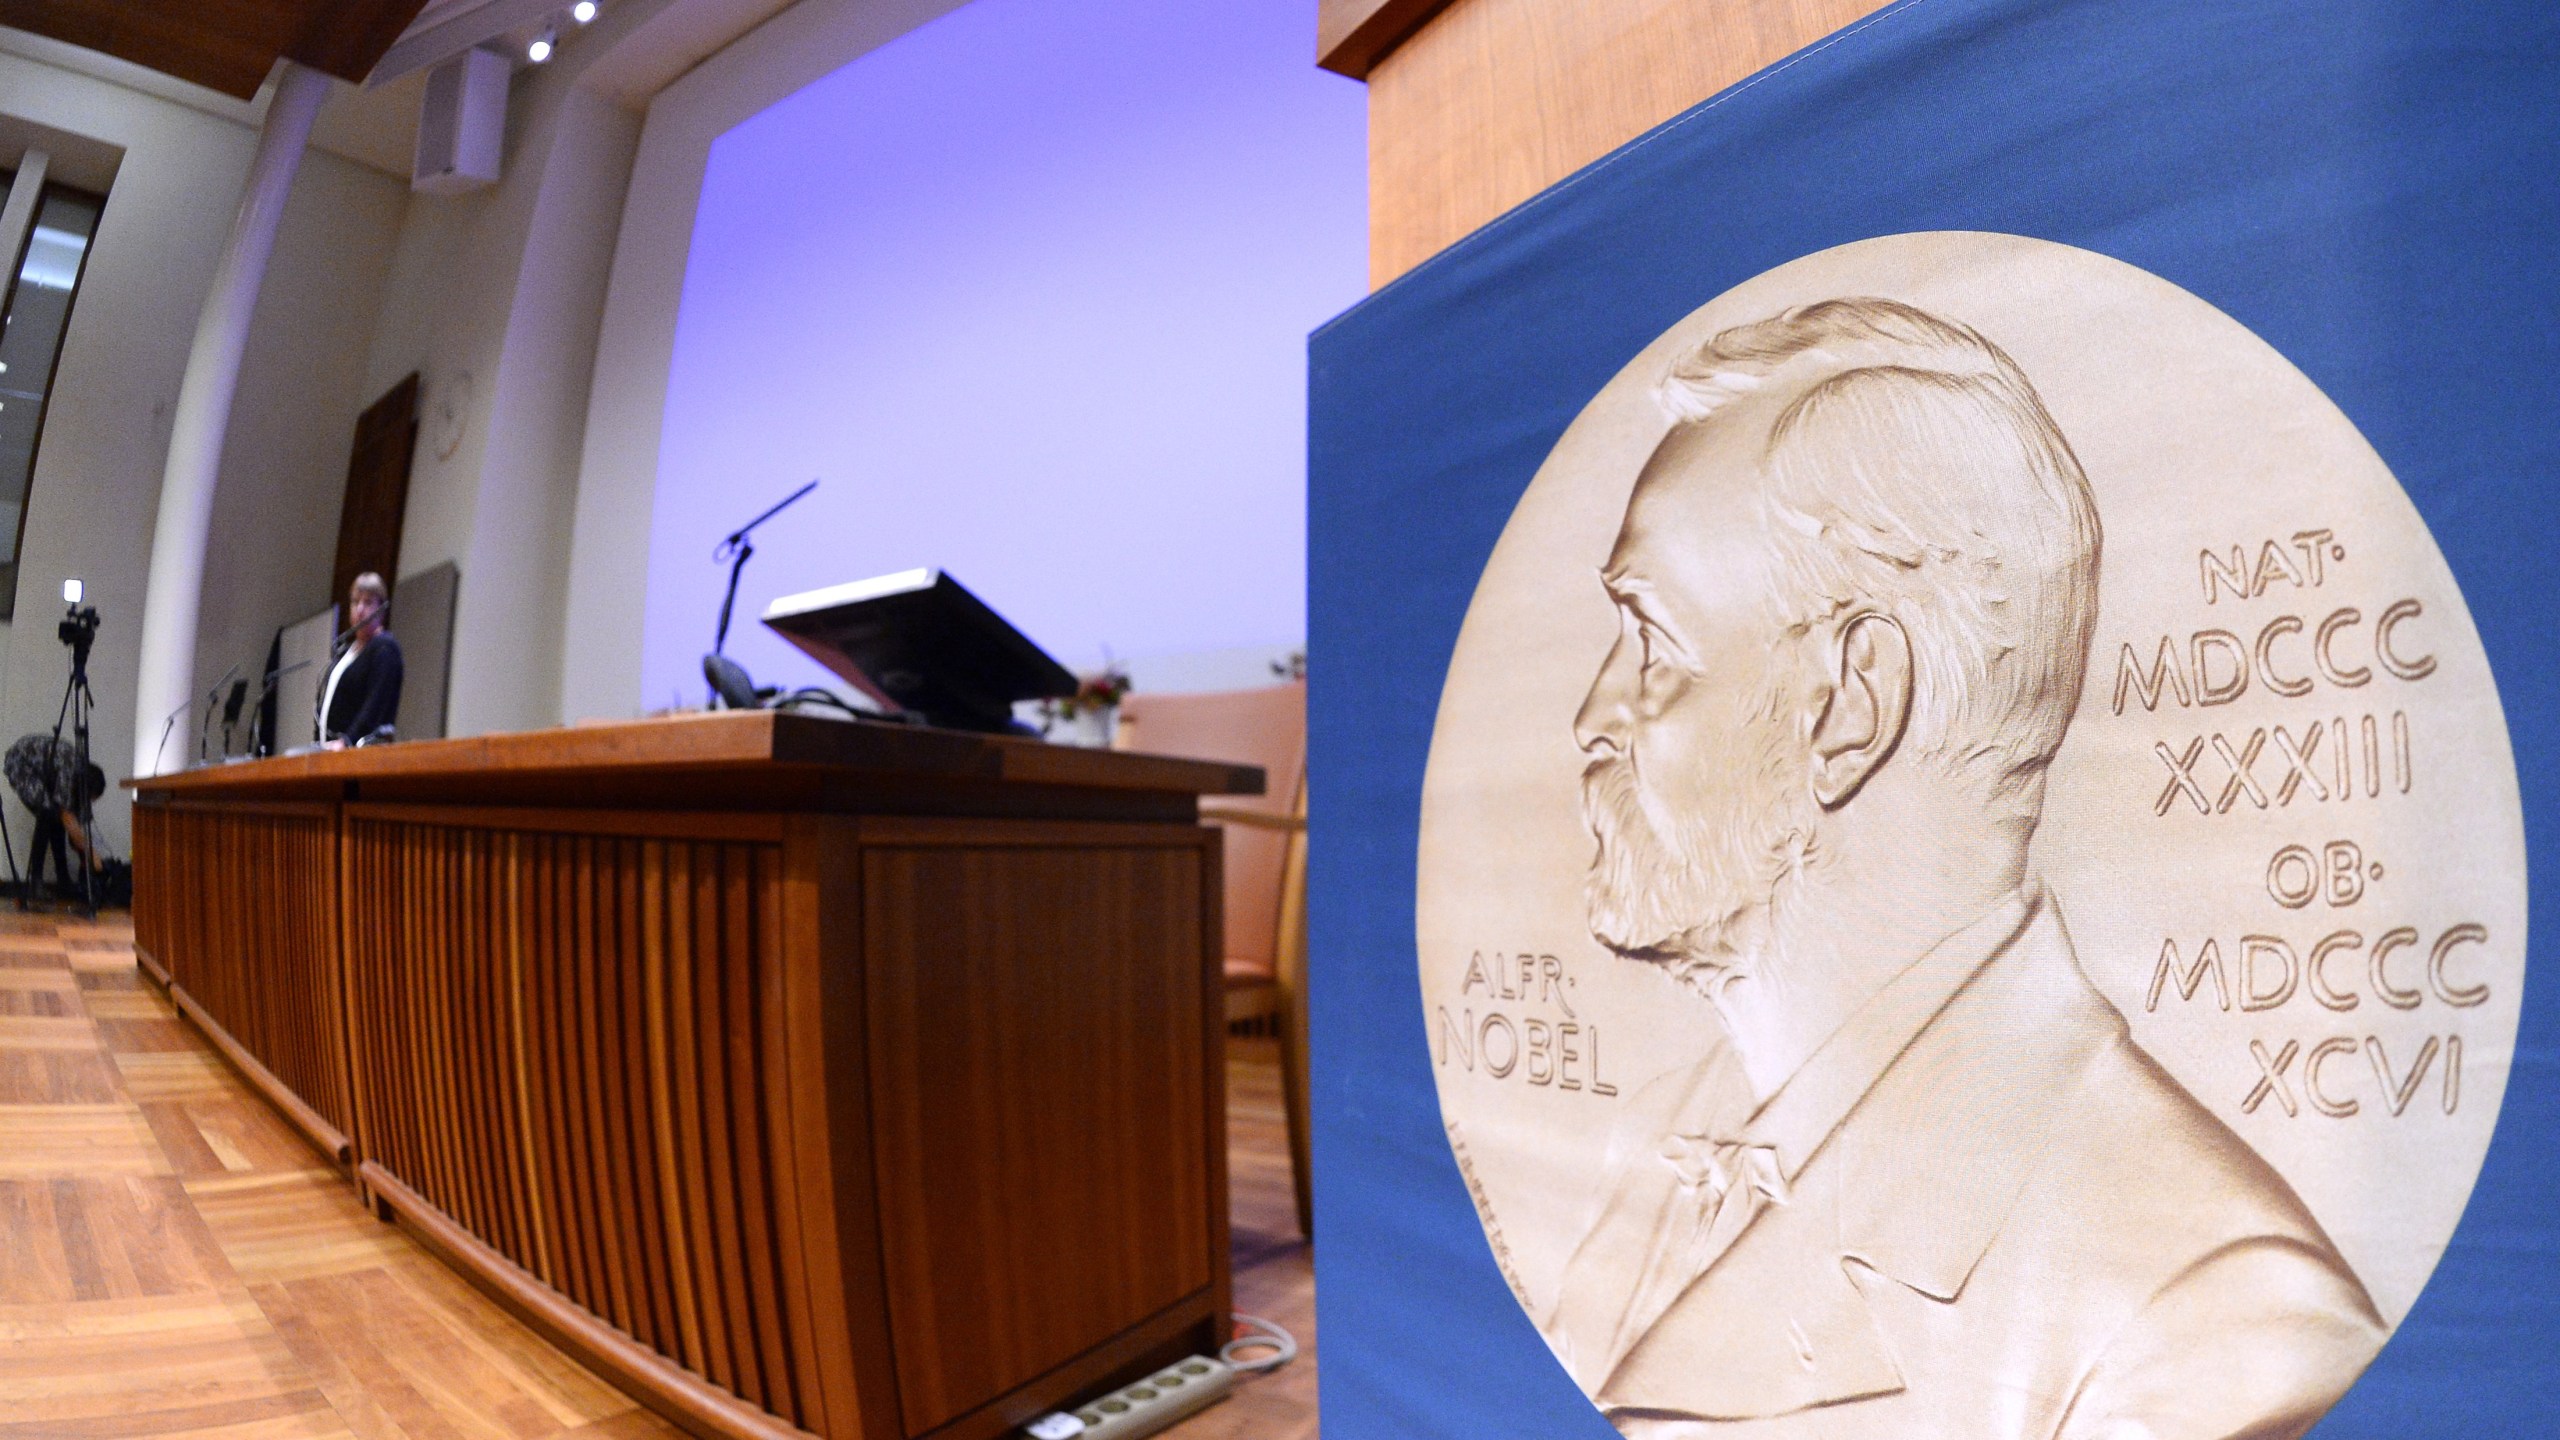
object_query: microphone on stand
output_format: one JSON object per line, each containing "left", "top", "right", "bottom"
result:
{"left": 151, "top": 698, "right": 191, "bottom": 777}
{"left": 196, "top": 661, "right": 242, "bottom": 765}
{"left": 218, "top": 679, "right": 250, "bottom": 758}
{"left": 327, "top": 593, "right": 393, "bottom": 658}
{"left": 259, "top": 658, "right": 314, "bottom": 697}
{"left": 251, "top": 659, "right": 312, "bottom": 758}
{"left": 703, "top": 479, "right": 819, "bottom": 710}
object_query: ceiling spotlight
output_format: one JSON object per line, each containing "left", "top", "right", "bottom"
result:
{"left": 528, "top": 25, "right": 557, "bottom": 62}
{"left": 571, "top": 0, "right": 597, "bottom": 22}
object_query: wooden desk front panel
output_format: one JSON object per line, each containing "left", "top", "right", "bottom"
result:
{"left": 133, "top": 785, "right": 1232, "bottom": 1440}
{"left": 862, "top": 834, "right": 1221, "bottom": 1438}
{"left": 131, "top": 801, "right": 352, "bottom": 1140}
{"left": 342, "top": 809, "right": 840, "bottom": 1437}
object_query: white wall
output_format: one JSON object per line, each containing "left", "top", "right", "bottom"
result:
{"left": 360, "top": 34, "right": 647, "bottom": 737}
{"left": 192, "top": 153, "right": 407, "bottom": 754}
{"left": 450, "top": 86, "right": 641, "bottom": 736}
{"left": 0, "top": 47, "right": 406, "bottom": 856}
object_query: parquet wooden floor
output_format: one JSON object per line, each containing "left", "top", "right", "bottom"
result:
{"left": 0, "top": 911, "right": 1317, "bottom": 1439}
{"left": 0, "top": 909, "right": 675, "bottom": 1440}
{"left": 1171, "top": 1035, "right": 1318, "bottom": 1440}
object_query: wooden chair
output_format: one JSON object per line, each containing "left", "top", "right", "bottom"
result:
{"left": 1115, "top": 681, "right": 1311, "bottom": 1239}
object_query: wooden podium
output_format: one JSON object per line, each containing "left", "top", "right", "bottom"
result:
{"left": 129, "top": 712, "right": 1260, "bottom": 1440}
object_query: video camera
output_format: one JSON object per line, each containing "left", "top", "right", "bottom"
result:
{"left": 55, "top": 579, "right": 96, "bottom": 671}
{"left": 57, "top": 603, "right": 97, "bottom": 654}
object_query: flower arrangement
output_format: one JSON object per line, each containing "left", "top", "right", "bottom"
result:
{"left": 1047, "top": 665, "right": 1132, "bottom": 721}
{"left": 1039, "top": 657, "right": 1134, "bottom": 747}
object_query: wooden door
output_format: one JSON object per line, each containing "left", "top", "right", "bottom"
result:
{"left": 332, "top": 373, "right": 419, "bottom": 605}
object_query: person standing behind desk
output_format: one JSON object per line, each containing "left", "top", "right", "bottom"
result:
{"left": 322, "top": 572, "right": 403, "bottom": 749}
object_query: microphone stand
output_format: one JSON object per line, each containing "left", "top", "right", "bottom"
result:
{"left": 196, "top": 661, "right": 242, "bottom": 766}
{"left": 219, "top": 680, "right": 249, "bottom": 758}
{"left": 151, "top": 697, "right": 191, "bottom": 778}
{"left": 313, "top": 621, "right": 356, "bottom": 745}
{"left": 251, "top": 660, "right": 312, "bottom": 757}
{"left": 711, "top": 480, "right": 818, "bottom": 660}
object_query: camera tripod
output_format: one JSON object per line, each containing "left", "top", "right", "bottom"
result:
{"left": 56, "top": 654, "right": 97, "bottom": 914}
{"left": 28, "top": 608, "right": 100, "bottom": 914}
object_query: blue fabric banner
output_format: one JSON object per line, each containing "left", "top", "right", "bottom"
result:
{"left": 1307, "top": 2, "right": 2559, "bottom": 1436}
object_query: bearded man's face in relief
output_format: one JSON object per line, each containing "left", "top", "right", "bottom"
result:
{"left": 1574, "top": 416, "right": 1826, "bottom": 977}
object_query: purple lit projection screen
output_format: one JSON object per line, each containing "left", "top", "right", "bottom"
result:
{"left": 648, "top": 0, "right": 1364, "bottom": 705}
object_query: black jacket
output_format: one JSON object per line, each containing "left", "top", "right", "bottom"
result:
{"left": 324, "top": 632, "right": 404, "bottom": 743}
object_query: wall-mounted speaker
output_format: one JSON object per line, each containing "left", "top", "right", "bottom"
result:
{"left": 413, "top": 48, "right": 509, "bottom": 194}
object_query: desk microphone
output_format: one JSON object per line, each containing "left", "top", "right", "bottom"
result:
{"left": 702, "top": 480, "right": 818, "bottom": 708}
{"left": 151, "top": 698, "right": 191, "bottom": 776}
{"left": 260, "top": 658, "right": 314, "bottom": 693}
{"left": 327, "top": 596, "right": 392, "bottom": 657}
{"left": 252, "top": 659, "right": 312, "bottom": 758}
{"left": 217, "top": 679, "right": 250, "bottom": 760}
{"left": 197, "top": 661, "right": 242, "bottom": 764}
{"left": 243, "top": 655, "right": 311, "bottom": 758}
{"left": 704, "top": 654, "right": 763, "bottom": 711}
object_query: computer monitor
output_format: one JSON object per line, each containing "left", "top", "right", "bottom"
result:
{"left": 760, "top": 568, "right": 1077, "bottom": 733}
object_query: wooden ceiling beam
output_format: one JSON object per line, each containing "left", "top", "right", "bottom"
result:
{"left": 286, "top": 0, "right": 436, "bottom": 86}
{"left": 0, "top": 0, "right": 433, "bottom": 98}
{"left": 0, "top": 0, "right": 273, "bottom": 94}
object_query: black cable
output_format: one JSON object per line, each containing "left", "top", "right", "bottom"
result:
{"left": 774, "top": 688, "right": 916, "bottom": 723}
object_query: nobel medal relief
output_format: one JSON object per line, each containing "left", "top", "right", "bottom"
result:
{"left": 1414, "top": 232, "right": 2525, "bottom": 1440}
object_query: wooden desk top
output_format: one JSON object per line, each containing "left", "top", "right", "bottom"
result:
{"left": 131, "top": 710, "right": 1262, "bottom": 820}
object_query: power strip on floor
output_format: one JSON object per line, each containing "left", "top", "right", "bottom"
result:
{"left": 1022, "top": 1355, "right": 1236, "bottom": 1440}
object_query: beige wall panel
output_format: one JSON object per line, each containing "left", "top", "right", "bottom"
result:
{"left": 1367, "top": 0, "right": 1890, "bottom": 285}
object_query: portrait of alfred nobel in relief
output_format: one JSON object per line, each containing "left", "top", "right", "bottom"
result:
{"left": 1544, "top": 299, "right": 2386, "bottom": 1439}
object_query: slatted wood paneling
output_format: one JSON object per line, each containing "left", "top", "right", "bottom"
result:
{"left": 130, "top": 801, "right": 352, "bottom": 1139}
{"left": 342, "top": 813, "right": 829, "bottom": 1435}
{"left": 864, "top": 840, "right": 1217, "bottom": 1437}
{"left": 131, "top": 726, "right": 1243, "bottom": 1440}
